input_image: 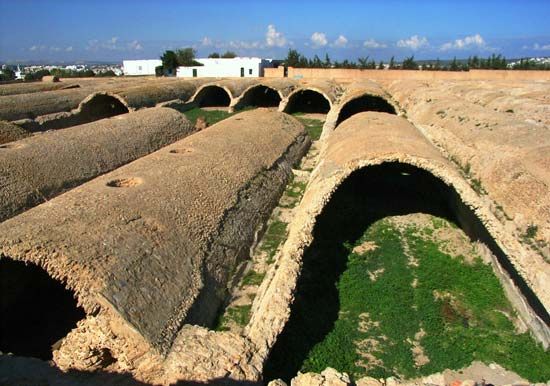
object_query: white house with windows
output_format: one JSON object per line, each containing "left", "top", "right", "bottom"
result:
{"left": 176, "top": 57, "right": 273, "bottom": 78}
{"left": 123, "top": 59, "right": 162, "bottom": 76}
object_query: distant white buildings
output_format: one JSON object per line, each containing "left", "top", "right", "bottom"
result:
{"left": 176, "top": 57, "right": 273, "bottom": 78}
{"left": 123, "top": 59, "right": 162, "bottom": 76}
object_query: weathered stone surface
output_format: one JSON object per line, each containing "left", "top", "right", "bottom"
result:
{"left": 0, "top": 109, "right": 309, "bottom": 357}
{"left": 0, "top": 107, "right": 194, "bottom": 223}
{"left": 0, "top": 120, "right": 29, "bottom": 144}
{"left": 0, "top": 79, "right": 83, "bottom": 96}
{"left": 278, "top": 362, "right": 534, "bottom": 386}
{"left": 355, "top": 376, "right": 383, "bottom": 386}
{"left": 269, "top": 379, "right": 289, "bottom": 386}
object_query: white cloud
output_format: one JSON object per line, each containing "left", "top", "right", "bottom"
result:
{"left": 332, "top": 35, "right": 348, "bottom": 48}
{"left": 229, "top": 40, "right": 262, "bottom": 49}
{"left": 363, "top": 38, "right": 387, "bottom": 49}
{"left": 86, "top": 37, "right": 142, "bottom": 51}
{"left": 440, "top": 34, "right": 486, "bottom": 51}
{"left": 105, "top": 36, "right": 119, "bottom": 50}
{"left": 525, "top": 42, "right": 550, "bottom": 51}
{"left": 50, "top": 46, "right": 61, "bottom": 52}
{"left": 201, "top": 37, "right": 213, "bottom": 46}
{"left": 29, "top": 45, "right": 46, "bottom": 52}
{"left": 65, "top": 46, "right": 73, "bottom": 52}
{"left": 128, "top": 40, "right": 143, "bottom": 50}
{"left": 266, "top": 24, "right": 286, "bottom": 47}
{"left": 397, "top": 35, "right": 429, "bottom": 50}
{"left": 310, "top": 32, "right": 328, "bottom": 48}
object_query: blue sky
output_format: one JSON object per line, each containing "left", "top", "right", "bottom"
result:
{"left": 1, "top": 0, "right": 549, "bottom": 63}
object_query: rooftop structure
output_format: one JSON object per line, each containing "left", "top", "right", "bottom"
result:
{"left": 177, "top": 57, "right": 273, "bottom": 78}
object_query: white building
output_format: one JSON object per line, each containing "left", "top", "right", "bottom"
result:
{"left": 123, "top": 59, "right": 162, "bottom": 76}
{"left": 176, "top": 57, "right": 273, "bottom": 78}
{"left": 15, "top": 66, "right": 23, "bottom": 80}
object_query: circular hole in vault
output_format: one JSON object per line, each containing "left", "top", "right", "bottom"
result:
{"left": 169, "top": 148, "right": 193, "bottom": 154}
{"left": 106, "top": 177, "right": 143, "bottom": 188}
{"left": 0, "top": 143, "right": 26, "bottom": 150}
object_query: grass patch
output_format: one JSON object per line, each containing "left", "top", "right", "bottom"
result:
{"left": 265, "top": 208, "right": 550, "bottom": 381}
{"left": 241, "top": 269, "right": 266, "bottom": 287}
{"left": 286, "top": 180, "right": 307, "bottom": 198}
{"left": 215, "top": 304, "right": 252, "bottom": 331}
{"left": 292, "top": 113, "right": 324, "bottom": 140}
{"left": 523, "top": 224, "right": 538, "bottom": 240}
{"left": 182, "top": 107, "right": 234, "bottom": 126}
{"left": 261, "top": 220, "right": 288, "bottom": 263}
{"left": 298, "top": 218, "right": 549, "bottom": 381}
{"left": 280, "top": 178, "right": 308, "bottom": 209}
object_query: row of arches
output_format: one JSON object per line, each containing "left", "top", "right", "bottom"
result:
{"left": 190, "top": 84, "right": 397, "bottom": 127}
{"left": 13, "top": 82, "right": 398, "bottom": 134}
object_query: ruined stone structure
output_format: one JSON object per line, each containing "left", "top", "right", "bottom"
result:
{"left": 0, "top": 78, "right": 208, "bottom": 131}
{"left": 0, "top": 107, "right": 194, "bottom": 222}
{"left": 0, "top": 76, "right": 548, "bottom": 385}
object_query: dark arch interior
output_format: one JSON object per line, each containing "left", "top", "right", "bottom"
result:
{"left": 194, "top": 86, "right": 231, "bottom": 107}
{"left": 263, "top": 162, "right": 548, "bottom": 382}
{"left": 79, "top": 94, "right": 129, "bottom": 121}
{"left": 36, "top": 94, "right": 130, "bottom": 132}
{"left": 235, "top": 85, "right": 281, "bottom": 110}
{"left": 285, "top": 90, "right": 330, "bottom": 114}
{"left": 0, "top": 259, "right": 85, "bottom": 360}
{"left": 336, "top": 94, "right": 396, "bottom": 126}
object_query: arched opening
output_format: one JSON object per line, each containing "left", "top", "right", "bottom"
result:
{"left": 34, "top": 93, "right": 130, "bottom": 132}
{"left": 235, "top": 85, "right": 281, "bottom": 110}
{"left": 264, "top": 162, "right": 549, "bottom": 382}
{"left": 284, "top": 90, "right": 330, "bottom": 114}
{"left": 0, "top": 259, "right": 85, "bottom": 360}
{"left": 193, "top": 86, "right": 231, "bottom": 107}
{"left": 79, "top": 94, "right": 129, "bottom": 122}
{"left": 336, "top": 95, "right": 396, "bottom": 126}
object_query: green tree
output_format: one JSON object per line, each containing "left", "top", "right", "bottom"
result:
{"left": 324, "top": 53, "right": 331, "bottom": 68}
{"left": 378, "top": 61, "right": 384, "bottom": 70}
{"left": 175, "top": 48, "right": 202, "bottom": 66}
{"left": 0, "top": 68, "right": 15, "bottom": 81}
{"left": 450, "top": 57, "right": 459, "bottom": 71}
{"left": 23, "top": 69, "right": 50, "bottom": 81}
{"left": 402, "top": 55, "right": 418, "bottom": 70}
{"left": 311, "top": 55, "right": 323, "bottom": 68}
{"left": 208, "top": 52, "right": 221, "bottom": 58}
{"left": 358, "top": 56, "right": 369, "bottom": 69}
{"left": 389, "top": 56, "right": 395, "bottom": 69}
{"left": 97, "top": 70, "right": 116, "bottom": 77}
{"left": 298, "top": 54, "right": 309, "bottom": 68}
{"left": 160, "top": 50, "right": 179, "bottom": 72}
{"left": 221, "top": 51, "right": 237, "bottom": 58}
{"left": 285, "top": 49, "right": 304, "bottom": 67}
{"left": 471, "top": 55, "right": 480, "bottom": 69}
